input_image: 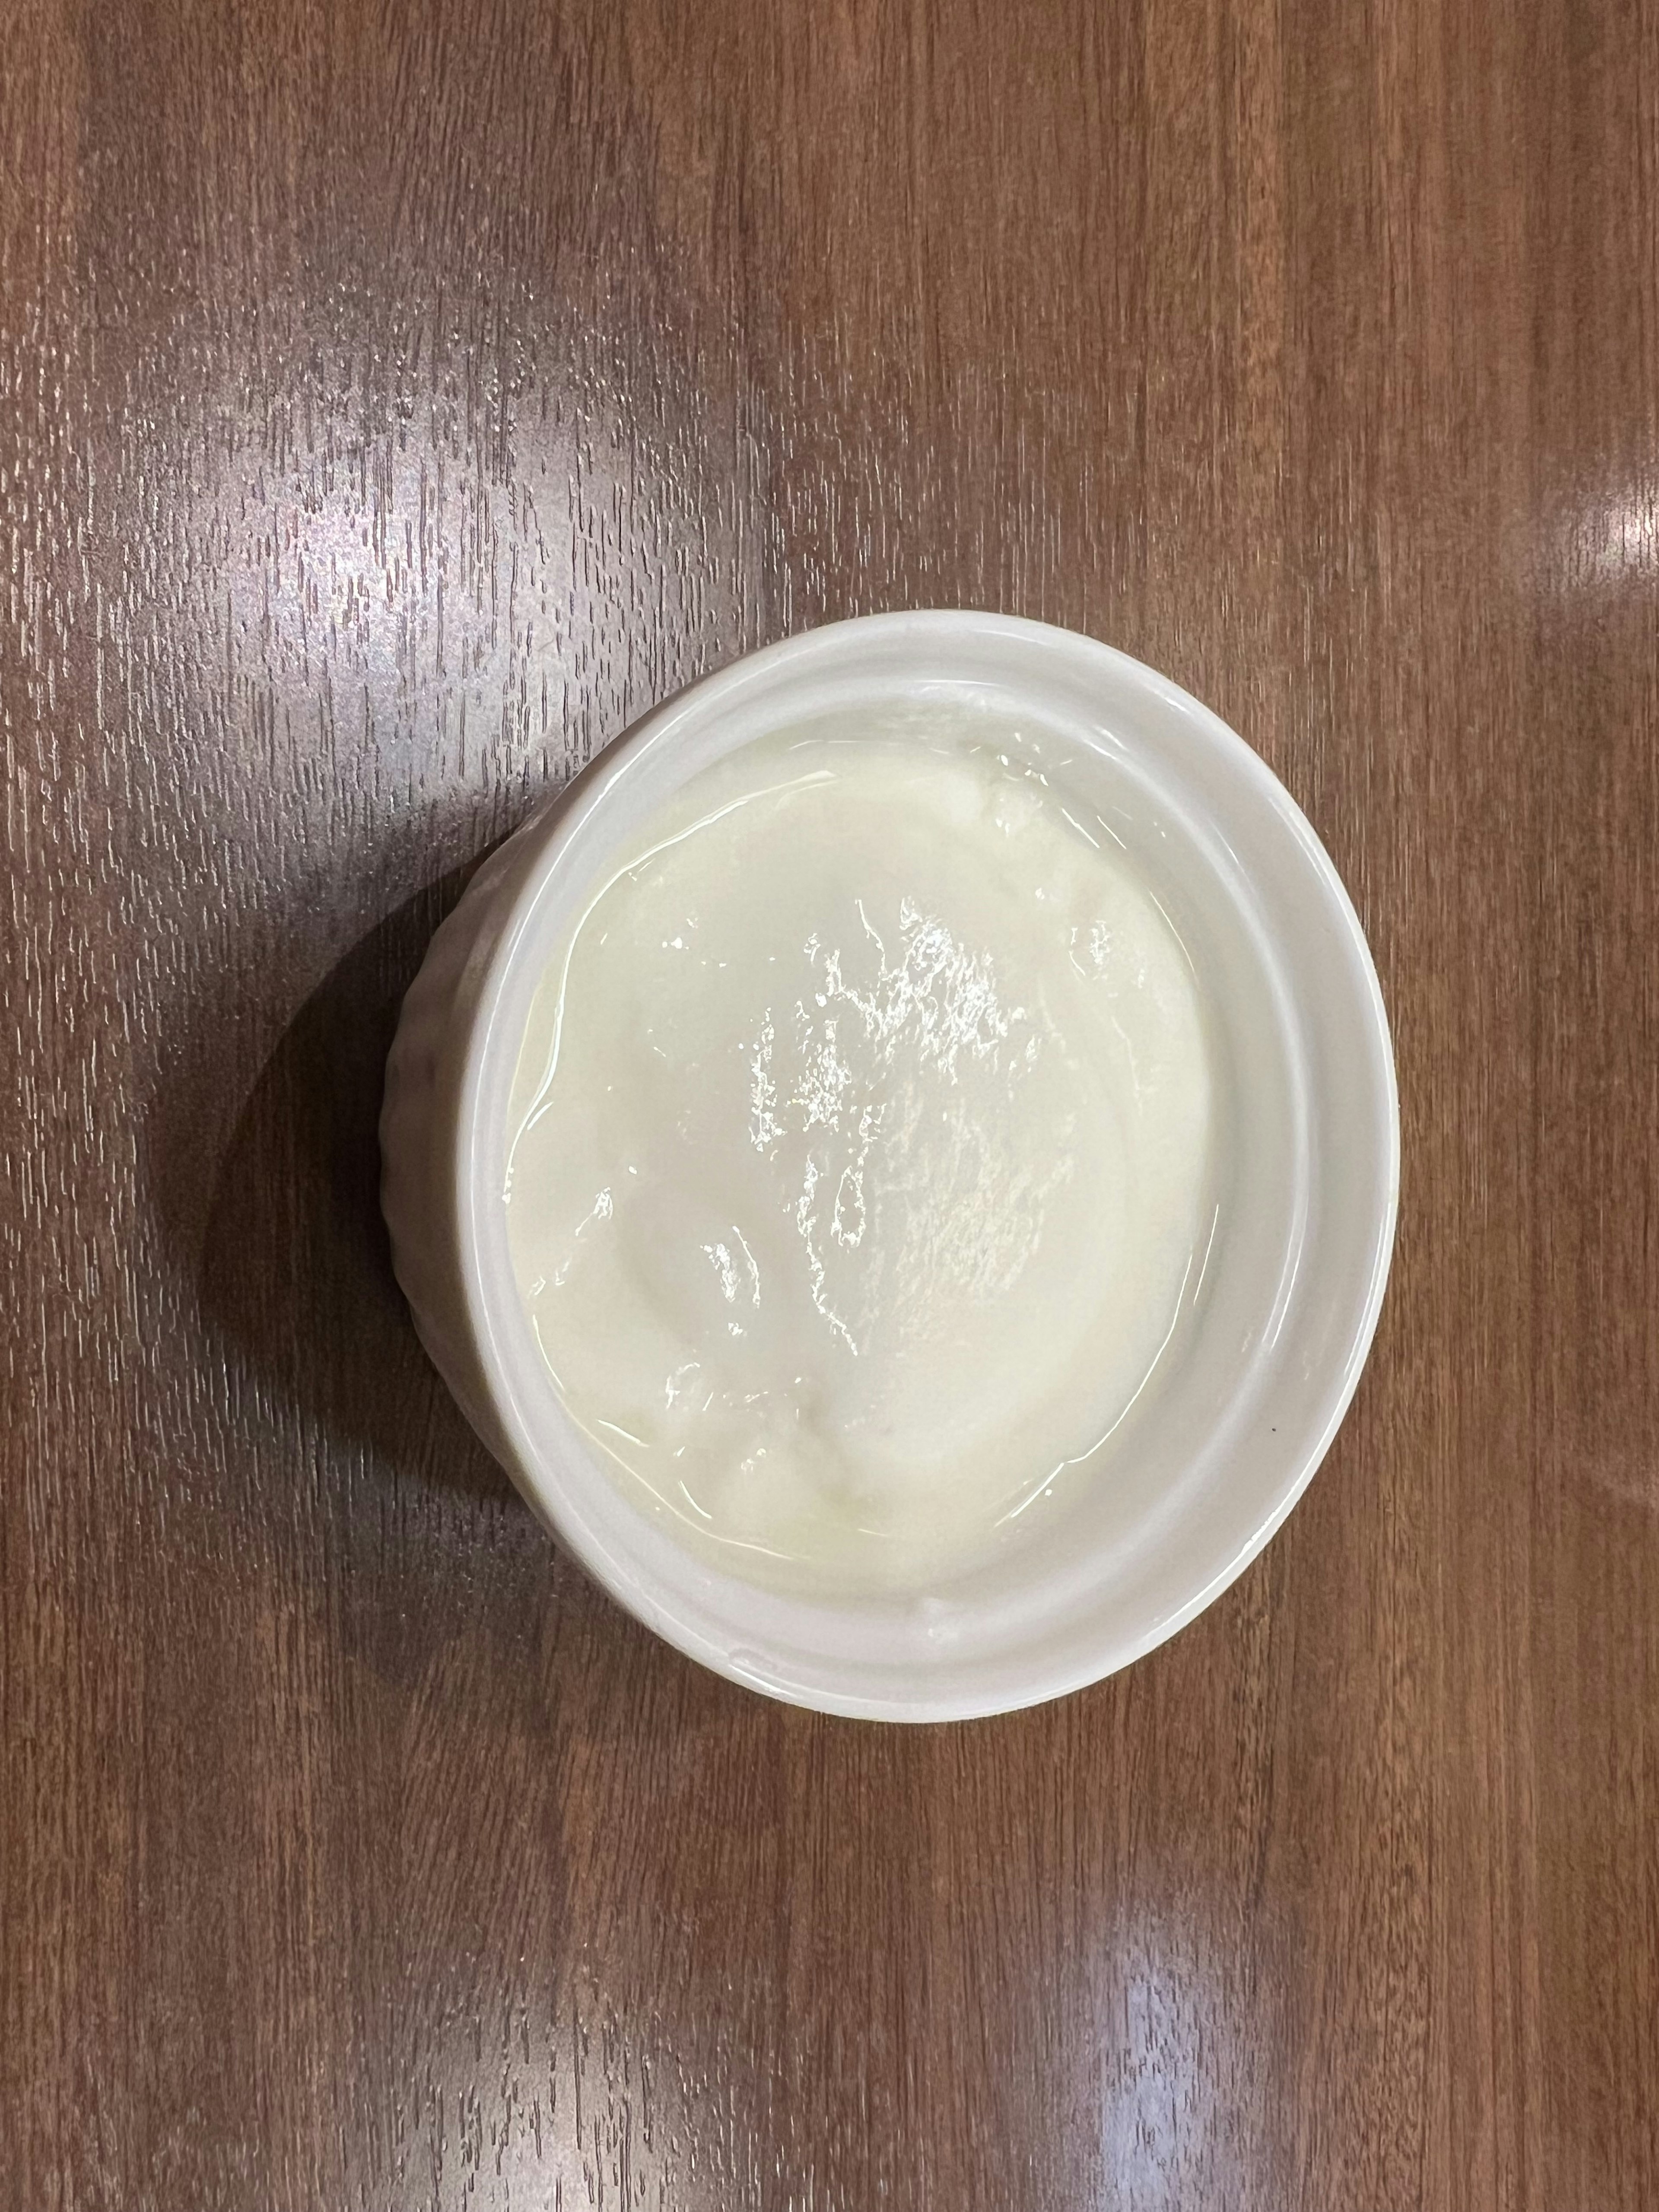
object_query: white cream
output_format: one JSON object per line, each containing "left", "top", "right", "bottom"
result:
{"left": 504, "top": 719, "right": 1213, "bottom": 1595}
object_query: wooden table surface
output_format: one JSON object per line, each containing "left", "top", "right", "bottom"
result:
{"left": 5, "top": 0, "right": 1658, "bottom": 2206}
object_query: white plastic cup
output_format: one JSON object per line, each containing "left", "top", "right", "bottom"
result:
{"left": 380, "top": 612, "right": 1398, "bottom": 1720}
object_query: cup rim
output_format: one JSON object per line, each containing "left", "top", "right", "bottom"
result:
{"left": 447, "top": 610, "right": 1400, "bottom": 1719}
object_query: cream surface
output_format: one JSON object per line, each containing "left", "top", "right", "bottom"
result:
{"left": 503, "top": 721, "right": 1213, "bottom": 1593}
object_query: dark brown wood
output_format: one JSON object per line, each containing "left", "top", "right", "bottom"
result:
{"left": 4, "top": 0, "right": 1657, "bottom": 2204}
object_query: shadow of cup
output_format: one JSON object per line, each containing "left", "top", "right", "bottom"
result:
{"left": 196, "top": 862, "right": 509, "bottom": 1510}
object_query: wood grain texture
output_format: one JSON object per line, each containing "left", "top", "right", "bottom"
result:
{"left": 3, "top": 0, "right": 1657, "bottom": 2205}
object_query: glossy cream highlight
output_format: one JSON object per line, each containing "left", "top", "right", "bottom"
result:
{"left": 503, "top": 721, "right": 1214, "bottom": 1594}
